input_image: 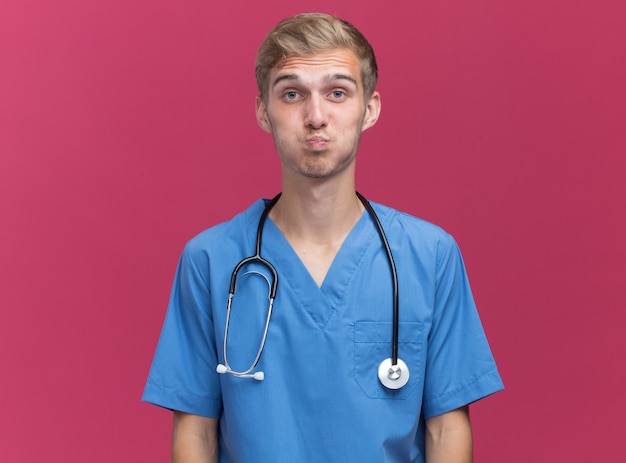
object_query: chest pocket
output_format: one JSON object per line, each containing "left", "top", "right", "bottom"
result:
{"left": 354, "top": 321, "right": 425, "bottom": 399}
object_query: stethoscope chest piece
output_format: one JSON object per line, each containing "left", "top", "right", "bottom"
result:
{"left": 378, "top": 358, "right": 410, "bottom": 390}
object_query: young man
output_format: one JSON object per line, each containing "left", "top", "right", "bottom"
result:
{"left": 143, "top": 13, "right": 503, "bottom": 462}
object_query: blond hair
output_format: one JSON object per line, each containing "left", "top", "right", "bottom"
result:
{"left": 255, "top": 13, "right": 378, "bottom": 101}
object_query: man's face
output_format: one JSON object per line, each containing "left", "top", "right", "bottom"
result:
{"left": 255, "top": 48, "right": 380, "bottom": 182}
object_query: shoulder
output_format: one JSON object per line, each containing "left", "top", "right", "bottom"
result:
{"left": 182, "top": 199, "right": 267, "bottom": 259}
{"left": 370, "top": 201, "right": 457, "bottom": 249}
{"left": 367, "top": 201, "right": 464, "bottom": 273}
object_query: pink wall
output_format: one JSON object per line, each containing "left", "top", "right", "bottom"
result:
{"left": 1, "top": 1, "right": 624, "bottom": 461}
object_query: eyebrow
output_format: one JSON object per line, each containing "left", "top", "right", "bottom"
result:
{"left": 271, "top": 73, "right": 358, "bottom": 89}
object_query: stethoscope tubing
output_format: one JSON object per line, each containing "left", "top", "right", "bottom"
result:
{"left": 355, "top": 192, "right": 400, "bottom": 366}
{"left": 220, "top": 194, "right": 281, "bottom": 379}
{"left": 228, "top": 193, "right": 281, "bottom": 298}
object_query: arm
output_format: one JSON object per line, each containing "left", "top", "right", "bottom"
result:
{"left": 172, "top": 411, "right": 218, "bottom": 463}
{"left": 425, "top": 406, "right": 473, "bottom": 463}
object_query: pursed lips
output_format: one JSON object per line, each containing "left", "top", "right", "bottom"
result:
{"left": 305, "top": 136, "right": 329, "bottom": 148}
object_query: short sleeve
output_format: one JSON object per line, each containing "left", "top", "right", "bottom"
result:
{"left": 422, "top": 236, "right": 503, "bottom": 419}
{"left": 142, "top": 241, "right": 222, "bottom": 418}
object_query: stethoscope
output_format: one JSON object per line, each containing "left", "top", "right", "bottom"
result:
{"left": 216, "top": 193, "right": 410, "bottom": 390}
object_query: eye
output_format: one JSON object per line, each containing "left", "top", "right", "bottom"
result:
{"left": 284, "top": 91, "right": 299, "bottom": 100}
{"left": 330, "top": 90, "right": 346, "bottom": 99}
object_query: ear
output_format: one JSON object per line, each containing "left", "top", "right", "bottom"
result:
{"left": 361, "top": 91, "right": 381, "bottom": 132}
{"left": 255, "top": 96, "right": 272, "bottom": 133}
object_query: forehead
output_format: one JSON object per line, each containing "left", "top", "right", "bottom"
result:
{"left": 270, "top": 48, "right": 362, "bottom": 84}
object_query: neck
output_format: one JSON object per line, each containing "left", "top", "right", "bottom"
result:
{"left": 268, "top": 181, "right": 364, "bottom": 287}
{"left": 269, "top": 180, "right": 364, "bottom": 246}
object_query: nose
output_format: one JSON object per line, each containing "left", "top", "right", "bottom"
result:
{"left": 303, "top": 95, "right": 327, "bottom": 129}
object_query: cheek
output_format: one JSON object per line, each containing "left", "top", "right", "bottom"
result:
{"left": 338, "top": 114, "right": 367, "bottom": 136}
{"left": 266, "top": 109, "right": 299, "bottom": 131}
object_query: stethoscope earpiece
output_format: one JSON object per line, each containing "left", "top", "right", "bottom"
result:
{"left": 217, "top": 363, "right": 265, "bottom": 381}
{"left": 216, "top": 364, "right": 227, "bottom": 374}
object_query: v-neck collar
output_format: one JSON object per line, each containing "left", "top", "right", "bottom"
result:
{"left": 260, "top": 209, "right": 377, "bottom": 329}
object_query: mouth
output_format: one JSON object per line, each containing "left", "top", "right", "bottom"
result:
{"left": 305, "top": 136, "right": 329, "bottom": 149}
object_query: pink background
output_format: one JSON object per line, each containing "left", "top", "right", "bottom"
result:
{"left": 1, "top": 0, "right": 624, "bottom": 461}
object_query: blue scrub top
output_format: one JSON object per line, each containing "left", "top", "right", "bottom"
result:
{"left": 143, "top": 199, "right": 503, "bottom": 463}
